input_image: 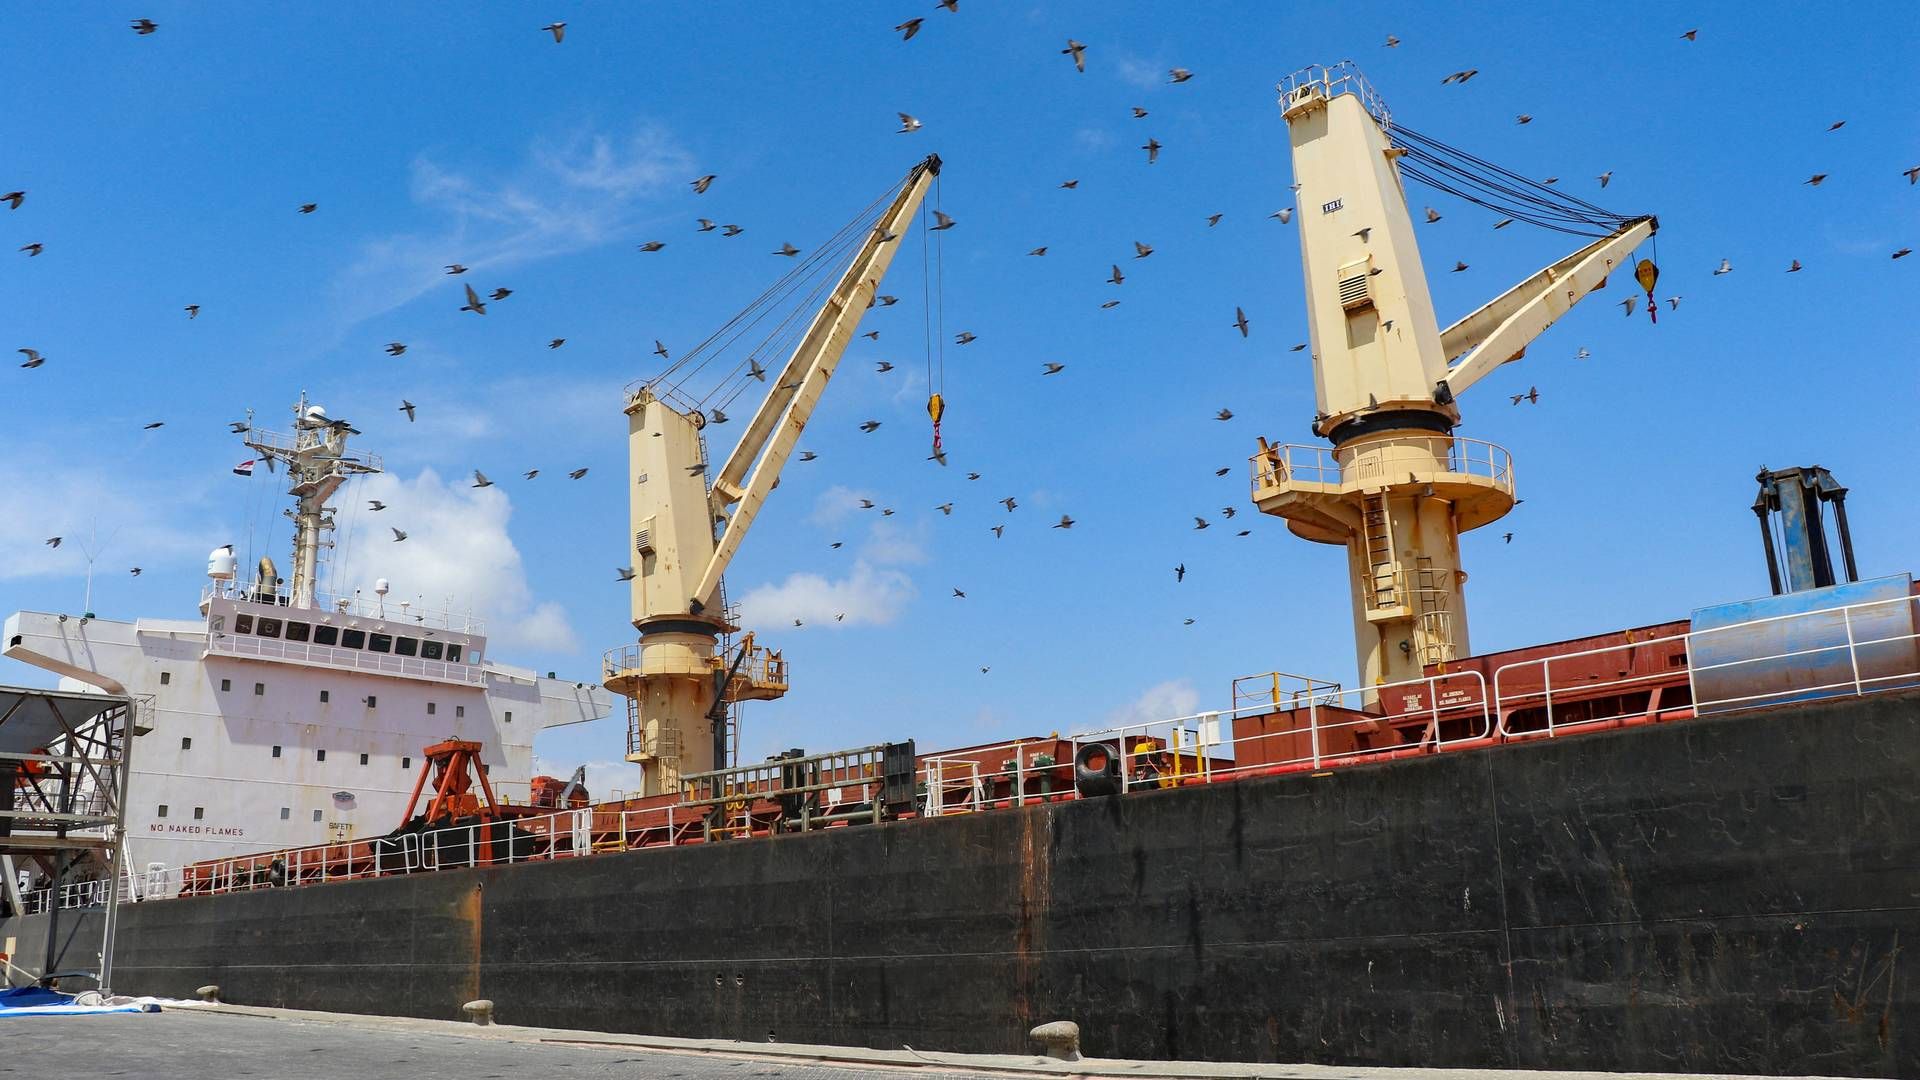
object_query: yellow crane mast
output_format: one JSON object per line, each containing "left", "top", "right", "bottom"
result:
{"left": 605, "top": 154, "right": 943, "bottom": 796}
{"left": 1255, "top": 64, "right": 1656, "bottom": 692}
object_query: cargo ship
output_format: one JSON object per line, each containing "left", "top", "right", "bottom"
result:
{"left": 4, "top": 65, "right": 1915, "bottom": 1077}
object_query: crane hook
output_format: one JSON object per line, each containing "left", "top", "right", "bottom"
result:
{"left": 1634, "top": 258, "right": 1659, "bottom": 325}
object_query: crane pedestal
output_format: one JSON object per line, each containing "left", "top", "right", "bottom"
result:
{"left": 1253, "top": 431, "right": 1515, "bottom": 690}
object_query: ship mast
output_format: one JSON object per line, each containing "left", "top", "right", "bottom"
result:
{"left": 1259, "top": 63, "right": 1655, "bottom": 692}
{"left": 241, "top": 393, "right": 383, "bottom": 610}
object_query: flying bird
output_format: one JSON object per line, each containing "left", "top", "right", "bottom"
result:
{"left": 1896, "top": 248, "right": 1913, "bottom": 260}
{"left": 617, "top": 567, "right": 635, "bottom": 581}
{"left": 1133, "top": 240, "right": 1153, "bottom": 258}
{"left": 774, "top": 242, "right": 801, "bottom": 257}
{"left": 18, "top": 348, "right": 44, "bottom": 368}
{"left": 1620, "top": 296, "right": 1637, "bottom": 316}
{"left": 1132, "top": 107, "right": 1149, "bottom": 119}
{"left": 637, "top": 241, "right": 666, "bottom": 252}
{"left": 45, "top": 537, "right": 61, "bottom": 548}
{"left": 1028, "top": 246, "right": 1048, "bottom": 256}
{"left": 876, "top": 295, "right": 899, "bottom": 306}
{"left": 722, "top": 224, "right": 743, "bottom": 236}
{"left": 1214, "top": 467, "right": 1230, "bottom": 477}
{"left": 1233, "top": 307, "right": 1249, "bottom": 337}
{"left": 1100, "top": 299, "right": 1120, "bottom": 309}
{"left": 19, "top": 242, "right": 42, "bottom": 256}
{"left": 568, "top": 468, "right": 589, "bottom": 479}
{"left": 1053, "top": 515, "right": 1075, "bottom": 529}
{"left": 540, "top": 21, "right": 566, "bottom": 42}
{"left": 1169, "top": 68, "right": 1194, "bottom": 83}
{"left": 1493, "top": 217, "right": 1514, "bottom": 229}
{"left": 1667, "top": 295, "right": 1684, "bottom": 309}
{"left": 1060, "top": 179, "right": 1079, "bottom": 189}
{"left": 954, "top": 331, "right": 976, "bottom": 345}
{"left": 298, "top": 203, "right": 317, "bottom": 214}
{"left": 653, "top": 340, "right": 669, "bottom": 359}
{"left": 1681, "top": 28, "right": 1698, "bottom": 40}
{"left": 1788, "top": 259, "right": 1803, "bottom": 272}
{"left": 1827, "top": 120, "right": 1845, "bottom": 132}
{"left": 129, "top": 567, "right": 142, "bottom": 577}
{"left": 876, "top": 361, "right": 895, "bottom": 372}
{"left": 399, "top": 400, "right": 416, "bottom": 422}
{"left": 990, "top": 525, "right": 1005, "bottom": 538}
{"left": 384, "top": 342, "right": 406, "bottom": 356}
{"left": 1061, "top": 39, "right": 1086, "bottom": 72}
{"left": 1596, "top": 171, "right": 1613, "bottom": 188}
{"left": 1384, "top": 35, "right": 1400, "bottom": 47}
{"left": 1194, "top": 517, "right": 1210, "bottom": 530}
{"left": 860, "top": 420, "right": 881, "bottom": 433}
{"left": 472, "top": 470, "right": 493, "bottom": 488}
{"left": 1805, "top": 174, "right": 1827, "bottom": 186}
{"left": 1510, "top": 386, "right": 1540, "bottom": 405}
{"left": 523, "top": 470, "right": 539, "bottom": 480}
{"left": 130, "top": 18, "right": 158, "bottom": 34}
{"left": 1, "top": 191, "right": 24, "bottom": 209}
{"left": 1515, "top": 114, "right": 1533, "bottom": 125}
{"left": 691, "top": 174, "right": 716, "bottom": 194}
{"left": 696, "top": 218, "right": 717, "bottom": 233}
{"left": 897, "top": 113, "right": 922, "bottom": 134}
{"left": 1452, "top": 261, "right": 1470, "bottom": 272}
{"left": 1424, "top": 206, "right": 1442, "bottom": 223}
{"left": 1271, "top": 208, "right": 1294, "bottom": 223}
{"left": 391, "top": 528, "right": 408, "bottom": 542}
{"left": 1441, "top": 70, "right": 1478, "bottom": 85}
{"left": 1141, "top": 138, "right": 1161, "bottom": 164}
{"left": 935, "top": 502, "right": 953, "bottom": 516}
{"left": 143, "top": 421, "right": 164, "bottom": 430}
{"left": 1903, "top": 166, "right": 1920, "bottom": 185}
{"left": 748, "top": 359, "right": 767, "bottom": 381}
{"left": 461, "top": 284, "right": 486, "bottom": 314}
{"left": 368, "top": 500, "right": 387, "bottom": 511}
{"left": 931, "top": 210, "right": 956, "bottom": 231}
{"left": 1713, "top": 258, "right": 1733, "bottom": 276}
{"left": 1042, "top": 362, "right": 1066, "bottom": 375}
{"left": 1175, "top": 564, "right": 1185, "bottom": 582}
{"left": 1107, "top": 264, "right": 1124, "bottom": 285}
{"left": 1503, "top": 532, "right": 1514, "bottom": 544}
{"left": 710, "top": 409, "right": 729, "bottom": 424}
{"left": 548, "top": 338, "right": 565, "bottom": 349}
{"left": 1001, "top": 496, "right": 1018, "bottom": 511}
{"left": 1214, "top": 408, "right": 1233, "bottom": 421}
{"left": 445, "top": 264, "right": 467, "bottom": 275}
{"left": 895, "top": 17, "right": 924, "bottom": 40}
{"left": 952, "top": 588, "right": 967, "bottom": 598}
{"left": 185, "top": 304, "right": 200, "bottom": 319}
{"left": 1206, "top": 213, "right": 1222, "bottom": 227}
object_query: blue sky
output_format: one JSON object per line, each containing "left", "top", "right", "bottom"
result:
{"left": 4, "top": 3, "right": 1917, "bottom": 781}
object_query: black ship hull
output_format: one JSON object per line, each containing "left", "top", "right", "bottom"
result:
{"left": 8, "top": 689, "right": 1917, "bottom": 1075}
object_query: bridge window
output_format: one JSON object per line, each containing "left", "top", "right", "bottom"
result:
{"left": 313, "top": 625, "right": 339, "bottom": 647}
{"left": 253, "top": 682, "right": 265, "bottom": 696}
{"left": 284, "top": 622, "right": 310, "bottom": 643}
{"left": 427, "top": 702, "right": 437, "bottom": 715}
{"left": 359, "top": 753, "right": 369, "bottom": 766}
{"left": 365, "top": 695, "right": 377, "bottom": 709}
{"left": 319, "top": 690, "right": 329, "bottom": 703}
{"left": 280, "top": 807, "right": 290, "bottom": 820}
{"left": 446, "top": 644, "right": 463, "bottom": 663}
{"left": 312, "top": 810, "right": 322, "bottom": 823}
{"left": 421, "top": 640, "right": 444, "bottom": 660}
{"left": 316, "top": 749, "right": 327, "bottom": 762}
{"left": 233, "top": 614, "right": 253, "bottom": 635}
{"left": 181, "top": 737, "right": 191, "bottom": 750}
{"left": 394, "top": 637, "right": 418, "bottom": 657}
{"left": 193, "top": 807, "right": 204, "bottom": 821}
{"left": 272, "top": 745, "right": 282, "bottom": 758}
{"left": 157, "top": 805, "right": 168, "bottom": 818}
{"left": 504, "top": 711, "right": 513, "bottom": 724}
{"left": 256, "top": 618, "right": 281, "bottom": 639}
{"left": 368, "top": 633, "right": 393, "bottom": 654}
{"left": 159, "top": 671, "right": 171, "bottom": 686}
{"left": 455, "top": 705, "right": 465, "bottom": 718}
{"left": 402, "top": 756, "right": 411, "bottom": 770}
{"left": 341, "top": 629, "right": 366, "bottom": 650}
{"left": 219, "top": 678, "right": 231, "bottom": 692}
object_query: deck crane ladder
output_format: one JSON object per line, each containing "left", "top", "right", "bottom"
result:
{"left": 1254, "top": 63, "right": 1657, "bottom": 694}
{"left": 606, "top": 154, "right": 943, "bottom": 796}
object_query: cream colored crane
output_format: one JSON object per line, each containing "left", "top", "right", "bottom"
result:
{"left": 606, "top": 154, "right": 942, "bottom": 796}
{"left": 1254, "top": 64, "right": 1655, "bottom": 692}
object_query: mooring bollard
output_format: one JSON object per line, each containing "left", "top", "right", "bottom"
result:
{"left": 461, "top": 999, "right": 495, "bottom": 1026}
{"left": 195, "top": 984, "right": 221, "bottom": 1003}
{"left": 1029, "top": 1020, "right": 1081, "bottom": 1061}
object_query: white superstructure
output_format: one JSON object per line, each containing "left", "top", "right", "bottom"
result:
{"left": 2, "top": 396, "right": 610, "bottom": 889}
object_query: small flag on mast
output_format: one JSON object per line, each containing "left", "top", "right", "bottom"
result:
{"left": 233, "top": 459, "right": 255, "bottom": 477}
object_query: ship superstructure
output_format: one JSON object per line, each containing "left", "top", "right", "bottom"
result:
{"left": 2, "top": 396, "right": 610, "bottom": 894}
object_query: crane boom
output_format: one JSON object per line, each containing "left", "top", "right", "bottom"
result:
{"left": 1438, "top": 215, "right": 1657, "bottom": 397}
{"left": 694, "top": 154, "right": 941, "bottom": 609}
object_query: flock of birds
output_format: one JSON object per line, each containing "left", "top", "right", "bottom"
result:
{"left": 7, "top": 14, "right": 1918, "bottom": 656}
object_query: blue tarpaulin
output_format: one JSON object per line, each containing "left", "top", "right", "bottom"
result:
{"left": 0, "top": 985, "right": 160, "bottom": 1017}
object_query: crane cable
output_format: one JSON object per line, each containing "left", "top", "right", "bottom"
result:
{"left": 1390, "top": 123, "right": 1639, "bottom": 238}
{"left": 923, "top": 173, "right": 947, "bottom": 462}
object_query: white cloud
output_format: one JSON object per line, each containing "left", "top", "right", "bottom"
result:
{"left": 734, "top": 560, "right": 915, "bottom": 629}
{"left": 330, "top": 123, "right": 696, "bottom": 330}
{"left": 329, "top": 469, "right": 577, "bottom": 653}
{"left": 1113, "top": 53, "right": 1165, "bottom": 90}
{"left": 809, "top": 485, "right": 877, "bottom": 526}
{"left": 533, "top": 755, "right": 644, "bottom": 802}
{"left": 0, "top": 452, "right": 211, "bottom": 583}
{"left": 859, "top": 519, "right": 927, "bottom": 566}
{"left": 1106, "top": 679, "right": 1201, "bottom": 726}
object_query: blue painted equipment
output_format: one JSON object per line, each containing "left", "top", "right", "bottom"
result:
{"left": 1751, "top": 465, "right": 1858, "bottom": 595}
